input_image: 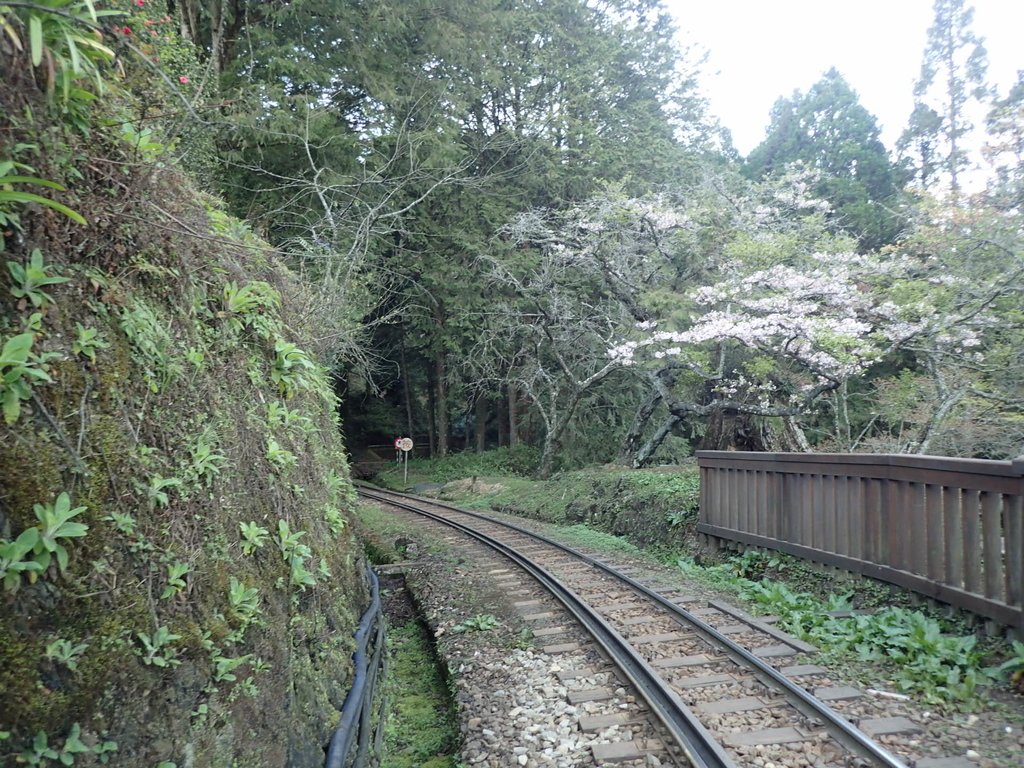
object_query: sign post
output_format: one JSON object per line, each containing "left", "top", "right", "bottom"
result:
{"left": 397, "top": 437, "right": 413, "bottom": 484}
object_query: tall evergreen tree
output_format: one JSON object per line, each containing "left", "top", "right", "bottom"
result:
{"left": 745, "top": 69, "right": 902, "bottom": 250}
{"left": 898, "top": 0, "right": 990, "bottom": 194}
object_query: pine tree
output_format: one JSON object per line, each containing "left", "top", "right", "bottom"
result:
{"left": 745, "top": 69, "right": 902, "bottom": 250}
{"left": 898, "top": 0, "right": 991, "bottom": 195}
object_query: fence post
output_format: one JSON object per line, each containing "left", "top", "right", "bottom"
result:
{"left": 1009, "top": 458, "right": 1024, "bottom": 631}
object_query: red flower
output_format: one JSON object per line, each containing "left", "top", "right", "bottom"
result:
{"left": 135, "top": 0, "right": 144, "bottom": 5}
{"left": 178, "top": 76, "right": 190, "bottom": 84}
{"left": 121, "top": 26, "right": 132, "bottom": 35}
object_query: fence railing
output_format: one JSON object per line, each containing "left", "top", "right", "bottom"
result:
{"left": 696, "top": 451, "right": 1024, "bottom": 630}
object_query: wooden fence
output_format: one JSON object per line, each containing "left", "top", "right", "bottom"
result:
{"left": 696, "top": 451, "right": 1024, "bottom": 629}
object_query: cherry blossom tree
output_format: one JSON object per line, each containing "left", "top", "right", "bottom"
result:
{"left": 467, "top": 194, "right": 683, "bottom": 477}
{"left": 609, "top": 247, "right": 1003, "bottom": 460}
{"left": 476, "top": 166, "right": 1023, "bottom": 469}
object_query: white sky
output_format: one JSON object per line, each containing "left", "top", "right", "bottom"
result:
{"left": 665, "top": 0, "right": 1024, "bottom": 155}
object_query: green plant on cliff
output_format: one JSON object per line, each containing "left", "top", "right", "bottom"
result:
{"left": 136, "top": 625, "right": 182, "bottom": 668}
{"left": 17, "top": 722, "right": 112, "bottom": 766}
{"left": 0, "top": 331, "right": 52, "bottom": 424}
{"left": 72, "top": 323, "right": 109, "bottom": 362}
{"left": 222, "top": 281, "right": 281, "bottom": 338}
{"left": 119, "top": 301, "right": 182, "bottom": 394}
{"left": 0, "top": 1, "right": 120, "bottom": 238}
{"left": 159, "top": 560, "right": 189, "bottom": 599}
{"left": 0, "top": 529, "right": 44, "bottom": 591}
{"left": 323, "top": 504, "right": 347, "bottom": 536}
{"left": 227, "top": 577, "right": 260, "bottom": 625}
{"left": 120, "top": 122, "right": 165, "bottom": 163}
{"left": 270, "top": 339, "right": 326, "bottom": 400}
{"left": 183, "top": 435, "right": 226, "bottom": 488}
{"left": 239, "top": 521, "right": 269, "bottom": 555}
{"left": 0, "top": 162, "right": 87, "bottom": 240}
{"left": 265, "top": 438, "right": 296, "bottom": 472}
{"left": 31, "top": 492, "right": 88, "bottom": 576}
{"left": 44, "top": 637, "right": 89, "bottom": 671}
{"left": 267, "top": 401, "right": 315, "bottom": 437}
{"left": 6, "top": 248, "right": 70, "bottom": 307}
{"left": 104, "top": 510, "right": 136, "bottom": 535}
{"left": 142, "top": 474, "right": 182, "bottom": 509}
{"left": 2, "top": 0, "right": 119, "bottom": 98}
{"left": 275, "top": 520, "right": 317, "bottom": 590}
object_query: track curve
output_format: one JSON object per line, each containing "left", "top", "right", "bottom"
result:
{"left": 358, "top": 485, "right": 916, "bottom": 768}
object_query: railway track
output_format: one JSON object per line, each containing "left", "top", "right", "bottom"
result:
{"left": 358, "top": 486, "right": 966, "bottom": 768}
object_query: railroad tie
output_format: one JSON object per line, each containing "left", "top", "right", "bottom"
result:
{"left": 812, "top": 686, "right": 863, "bottom": 701}
{"left": 567, "top": 687, "right": 614, "bottom": 704}
{"left": 858, "top": 717, "right": 922, "bottom": 737}
{"left": 723, "top": 726, "right": 811, "bottom": 747}
{"left": 577, "top": 712, "right": 645, "bottom": 733}
{"left": 651, "top": 653, "right": 720, "bottom": 669}
{"left": 591, "top": 739, "right": 663, "bottom": 763}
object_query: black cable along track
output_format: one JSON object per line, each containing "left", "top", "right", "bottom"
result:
{"left": 358, "top": 485, "right": 910, "bottom": 768}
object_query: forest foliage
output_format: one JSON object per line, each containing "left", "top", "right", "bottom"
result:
{"left": 163, "top": 0, "right": 1020, "bottom": 475}
{"left": 1, "top": 3, "right": 1019, "bottom": 480}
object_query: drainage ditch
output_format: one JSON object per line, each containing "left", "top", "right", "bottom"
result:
{"left": 378, "top": 572, "right": 460, "bottom": 768}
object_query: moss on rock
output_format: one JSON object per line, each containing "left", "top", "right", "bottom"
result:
{"left": 0, "top": 70, "right": 366, "bottom": 768}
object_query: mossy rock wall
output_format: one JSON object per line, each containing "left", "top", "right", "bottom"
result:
{"left": 0, "top": 114, "right": 366, "bottom": 765}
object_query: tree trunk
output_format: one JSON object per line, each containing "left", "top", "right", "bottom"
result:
{"left": 784, "top": 417, "right": 812, "bottom": 452}
{"left": 912, "top": 389, "right": 964, "bottom": 454}
{"left": 633, "top": 414, "right": 681, "bottom": 467}
{"left": 497, "top": 387, "right": 509, "bottom": 447}
{"left": 425, "top": 368, "right": 436, "bottom": 459}
{"left": 434, "top": 351, "right": 448, "bottom": 457}
{"left": 620, "top": 389, "right": 662, "bottom": 464}
{"left": 399, "top": 329, "right": 413, "bottom": 438}
{"left": 475, "top": 395, "right": 487, "bottom": 452}
{"left": 538, "top": 432, "right": 556, "bottom": 479}
{"left": 508, "top": 387, "right": 520, "bottom": 447}
{"left": 432, "top": 300, "right": 448, "bottom": 457}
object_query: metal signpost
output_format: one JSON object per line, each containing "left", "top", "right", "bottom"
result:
{"left": 396, "top": 437, "right": 413, "bottom": 483}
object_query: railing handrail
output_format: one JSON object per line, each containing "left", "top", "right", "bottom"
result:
{"left": 696, "top": 450, "right": 1023, "bottom": 631}
{"left": 697, "top": 450, "right": 1024, "bottom": 477}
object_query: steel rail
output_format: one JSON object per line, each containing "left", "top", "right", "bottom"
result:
{"left": 363, "top": 489, "right": 734, "bottom": 768}
{"left": 358, "top": 485, "right": 910, "bottom": 768}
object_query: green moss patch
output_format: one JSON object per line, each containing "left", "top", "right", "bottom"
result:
{"left": 382, "top": 616, "right": 458, "bottom": 768}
